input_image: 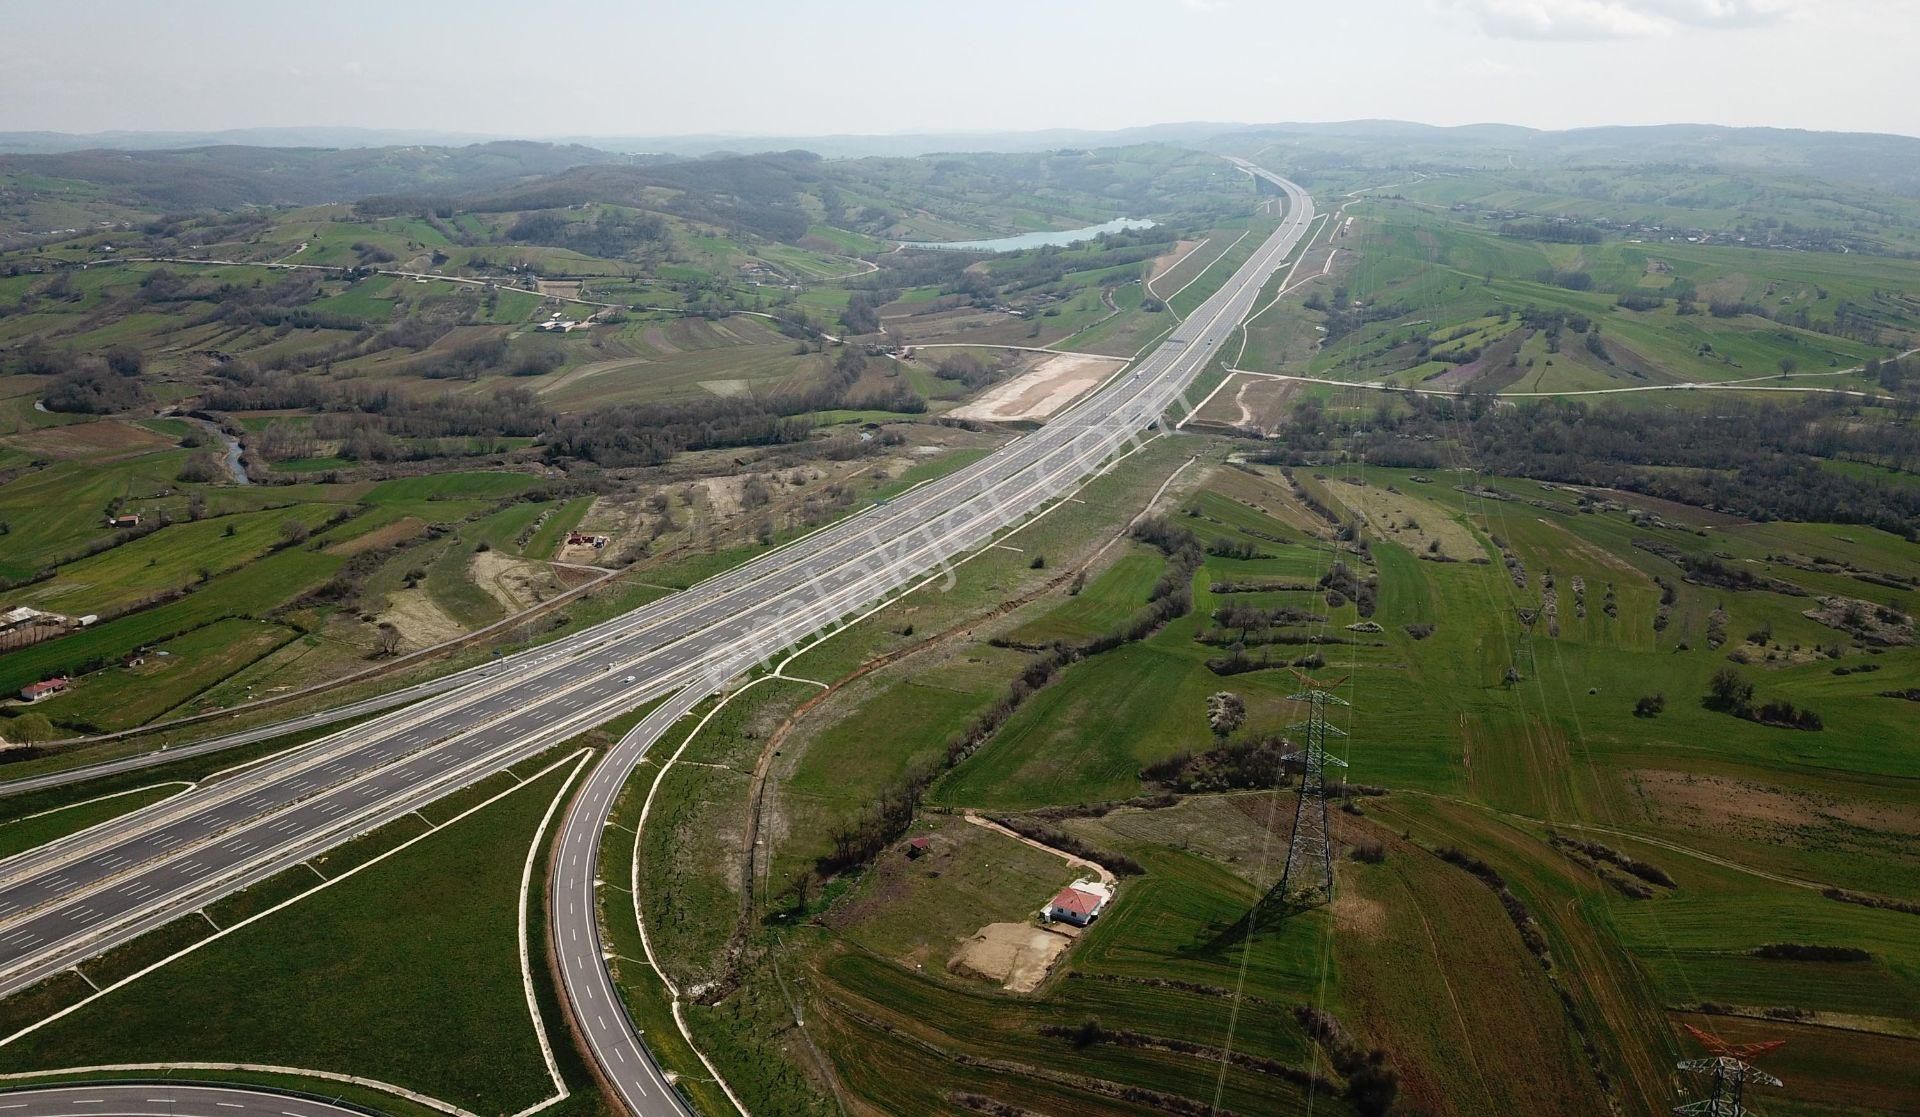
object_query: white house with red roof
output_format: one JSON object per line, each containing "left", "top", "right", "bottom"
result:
{"left": 1044, "top": 878, "right": 1112, "bottom": 927}
{"left": 19, "top": 676, "right": 70, "bottom": 703}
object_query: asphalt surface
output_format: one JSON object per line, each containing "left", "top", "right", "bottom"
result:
{"left": 550, "top": 166, "right": 1316, "bottom": 1117}
{"left": 0, "top": 165, "right": 1312, "bottom": 1116}
{"left": 0, "top": 1083, "right": 373, "bottom": 1117}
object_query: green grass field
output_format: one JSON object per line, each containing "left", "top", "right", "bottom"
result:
{"left": 0, "top": 758, "right": 582, "bottom": 1115}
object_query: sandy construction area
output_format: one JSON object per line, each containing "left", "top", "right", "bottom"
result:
{"left": 378, "top": 589, "right": 466, "bottom": 651}
{"left": 949, "top": 353, "right": 1122, "bottom": 422}
{"left": 471, "top": 550, "right": 558, "bottom": 613}
{"left": 947, "top": 922, "right": 1074, "bottom": 993}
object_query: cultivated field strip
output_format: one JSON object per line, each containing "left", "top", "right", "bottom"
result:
{"left": 0, "top": 172, "right": 1313, "bottom": 1075}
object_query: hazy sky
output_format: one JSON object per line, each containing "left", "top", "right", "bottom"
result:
{"left": 2, "top": 0, "right": 1915, "bottom": 139}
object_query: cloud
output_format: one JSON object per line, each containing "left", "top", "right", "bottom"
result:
{"left": 1447, "top": 0, "right": 1786, "bottom": 39}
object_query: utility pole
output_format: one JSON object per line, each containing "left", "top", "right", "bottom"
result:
{"left": 1674, "top": 1024, "right": 1784, "bottom": 1117}
{"left": 1275, "top": 668, "right": 1349, "bottom": 902}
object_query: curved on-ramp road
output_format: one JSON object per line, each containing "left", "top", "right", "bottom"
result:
{"left": 550, "top": 167, "right": 1317, "bottom": 1116}
{"left": 0, "top": 1083, "right": 373, "bottom": 1117}
{"left": 0, "top": 166, "right": 1312, "bottom": 1117}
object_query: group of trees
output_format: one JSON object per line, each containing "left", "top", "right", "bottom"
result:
{"left": 1346, "top": 394, "right": 1920, "bottom": 539}
{"left": 1705, "top": 667, "right": 1824, "bottom": 730}
{"left": 1500, "top": 220, "right": 1605, "bottom": 244}
{"left": 22, "top": 339, "right": 152, "bottom": 415}
{"left": 504, "top": 209, "right": 668, "bottom": 260}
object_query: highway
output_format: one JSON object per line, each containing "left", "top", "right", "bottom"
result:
{"left": 550, "top": 166, "right": 1316, "bottom": 1116}
{"left": 0, "top": 165, "right": 1312, "bottom": 1115}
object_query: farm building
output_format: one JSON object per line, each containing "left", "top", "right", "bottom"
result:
{"left": 1044, "top": 880, "right": 1112, "bottom": 927}
{"left": 906, "top": 836, "right": 931, "bottom": 859}
{"left": 0, "top": 607, "right": 49, "bottom": 632}
{"left": 19, "top": 677, "right": 70, "bottom": 703}
{"left": 105, "top": 513, "right": 141, "bottom": 529}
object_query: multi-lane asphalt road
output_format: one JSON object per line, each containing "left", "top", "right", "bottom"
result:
{"left": 0, "top": 165, "right": 1313, "bottom": 1116}
{"left": 551, "top": 167, "right": 1317, "bottom": 1116}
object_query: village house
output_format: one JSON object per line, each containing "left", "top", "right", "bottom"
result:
{"left": 19, "top": 677, "right": 70, "bottom": 703}
{"left": 1044, "top": 879, "right": 1112, "bottom": 927}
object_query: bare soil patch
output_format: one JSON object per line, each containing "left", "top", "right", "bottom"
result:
{"left": 700, "top": 378, "right": 752, "bottom": 398}
{"left": 5, "top": 420, "right": 177, "bottom": 460}
{"left": 1325, "top": 477, "right": 1481, "bottom": 561}
{"left": 325, "top": 515, "right": 427, "bottom": 557}
{"left": 470, "top": 549, "right": 558, "bottom": 613}
{"left": 1149, "top": 239, "right": 1203, "bottom": 283}
{"left": 1332, "top": 891, "right": 1388, "bottom": 940}
{"left": 533, "top": 356, "right": 649, "bottom": 397}
{"left": 696, "top": 474, "right": 748, "bottom": 519}
{"left": 1238, "top": 374, "right": 1306, "bottom": 434}
{"left": 947, "top": 922, "right": 1073, "bottom": 993}
{"left": 1631, "top": 769, "right": 1920, "bottom": 838}
{"left": 378, "top": 588, "right": 467, "bottom": 650}
{"left": 948, "top": 353, "right": 1121, "bottom": 422}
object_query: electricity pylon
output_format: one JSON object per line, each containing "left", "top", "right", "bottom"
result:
{"left": 1275, "top": 669, "right": 1349, "bottom": 902}
{"left": 1674, "top": 1024, "right": 1784, "bottom": 1117}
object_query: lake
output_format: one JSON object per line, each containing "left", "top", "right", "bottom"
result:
{"left": 900, "top": 217, "right": 1157, "bottom": 253}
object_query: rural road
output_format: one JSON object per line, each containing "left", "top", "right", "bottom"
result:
{"left": 0, "top": 163, "right": 1315, "bottom": 1117}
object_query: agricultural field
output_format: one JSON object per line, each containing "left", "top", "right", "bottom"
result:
{"left": 0, "top": 123, "right": 1917, "bottom": 1117}
{"left": 1251, "top": 200, "right": 1920, "bottom": 405}
{"left": 627, "top": 435, "right": 1920, "bottom": 1117}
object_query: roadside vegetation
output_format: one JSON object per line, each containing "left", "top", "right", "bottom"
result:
{"left": 0, "top": 123, "right": 1915, "bottom": 1117}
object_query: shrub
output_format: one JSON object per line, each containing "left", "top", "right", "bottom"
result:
{"left": 1753, "top": 943, "right": 1870, "bottom": 962}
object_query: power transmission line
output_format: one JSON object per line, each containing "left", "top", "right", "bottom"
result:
{"left": 1274, "top": 668, "right": 1350, "bottom": 902}
{"left": 1673, "top": 1024, "right": 1784, "bottom": 1117}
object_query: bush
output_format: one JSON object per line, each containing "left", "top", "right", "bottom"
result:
{"left": 1705, "top": 668, "right": 1754, "bottom": 713}
{"left": 1, "top": 712, "right": 57, "bottom": 743}
{"left": 1753, "top": 943, "right": 1870, "bottom": 962}
{"left": 1633, "top": 693, "right": 1665, "bottom": 718}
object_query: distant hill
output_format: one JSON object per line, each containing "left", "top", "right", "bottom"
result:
{"left": 0, "top": 141, "right": 629, "bottom": 212}
{"left": 0, "top": 127, "right": 505, "bottom": 154}
{"left": 13, "top": 119, "right": 1914, "bottom": 195}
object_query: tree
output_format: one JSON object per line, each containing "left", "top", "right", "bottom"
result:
{"left": 279, "top": 518, "right": 310, "bottom": 546}
{"left": 2, "top": 713, "right": 56, "bottom": 743}
{"left": 1705, "top": 667, "right": 1754, "bottom": 713}
{"left": 1633, "top": 693, "right": 1666, "bottom": 718}
{"left": 1778, "top": 357, "right": 1798, "bottom": 377}
{"left": 375, "top": 622, "right": 403, "bottom": 657}
{"left": 104, "top": 345, "right": 144, "bottom": 377}
{"left": 1207, "top": 691, "right": 1246, "bottom": 737}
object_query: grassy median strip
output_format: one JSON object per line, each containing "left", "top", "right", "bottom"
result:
{"left": 0, "top": 757, "right": 581, "bottom": 1115}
